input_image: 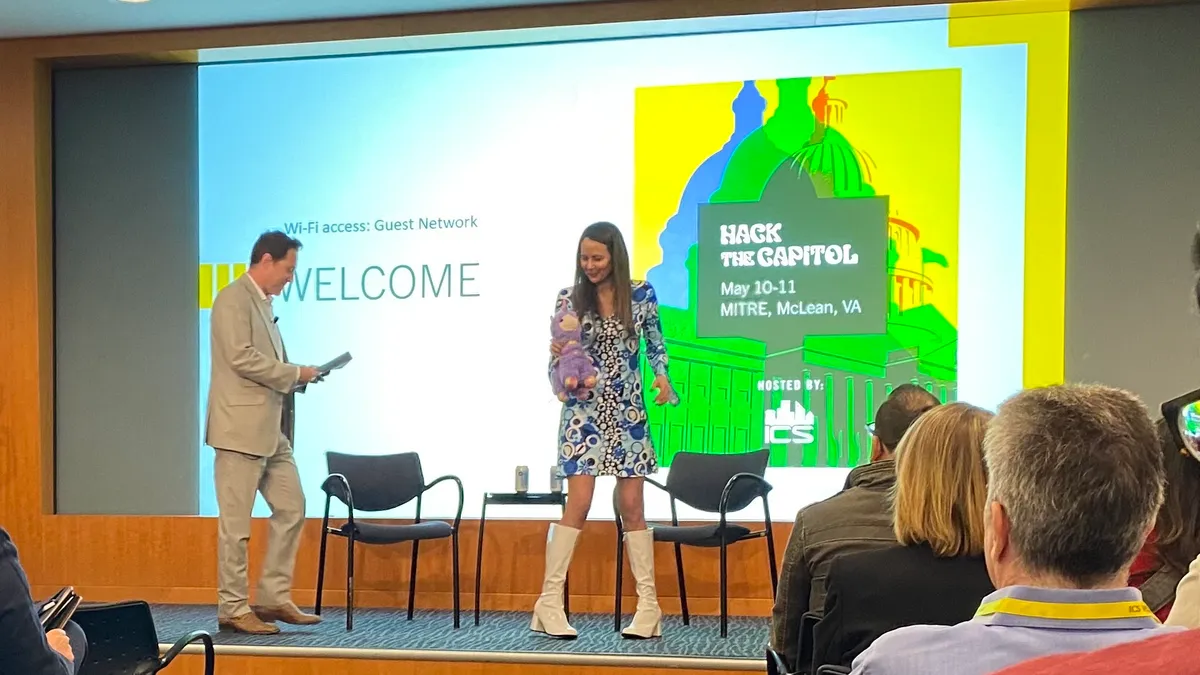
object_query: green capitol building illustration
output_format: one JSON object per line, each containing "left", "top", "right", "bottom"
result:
{"left": 640, "top": 78, "right": 958, "bottom": 470}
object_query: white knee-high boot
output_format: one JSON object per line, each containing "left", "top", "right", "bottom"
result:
{"left": 530, "top": 523, "right": 581, "bottom": 639}
{"left": 621, "top": 528, "right": 662, "bottom": 639}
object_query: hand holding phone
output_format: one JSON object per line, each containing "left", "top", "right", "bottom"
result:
{"left": 47, "top": 629, "right": 74, "bottom": 662}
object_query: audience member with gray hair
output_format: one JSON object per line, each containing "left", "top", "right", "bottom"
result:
{"left": 987, "top": 223, "right": 1200, "bottom": 675}
{"left": 850, "top": 384, "right": 1182, "bottom": 675}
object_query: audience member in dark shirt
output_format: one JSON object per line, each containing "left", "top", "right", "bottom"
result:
{"left": 770, "top": 384, "right": 940, "bottom": 670}
{"left": 813, "top": 403, "right": 995, "bottom": 671}
{"left": 0, "top": 527, "right": 86, "bottom": 674}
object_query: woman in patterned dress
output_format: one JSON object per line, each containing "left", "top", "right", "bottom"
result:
{"left": 530, "top": 222, "right": 676, "bottom": 640}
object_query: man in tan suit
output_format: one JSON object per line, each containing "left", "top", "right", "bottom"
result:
{"left": 206, "top": 231, "right": 322, "bottom": 635}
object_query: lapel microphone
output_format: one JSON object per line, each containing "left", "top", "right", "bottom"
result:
{"left": 273, "top": 317, "right": 279, "bottom": 324}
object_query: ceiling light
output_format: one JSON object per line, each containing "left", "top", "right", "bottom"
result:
{"left": 115, "top": 0, "right": 153, "bottom": 4}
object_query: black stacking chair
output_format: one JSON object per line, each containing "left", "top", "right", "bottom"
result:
{"left": 613, "top": 448, "right": 777, "bottom": 637}
{"left": 314, "top": 451, "right": 464, "bottom": 631}
{"left": 798, "top": 610, "right": 821, "bottom": 674}
{"left": 73, "top": 600, "right": 214, "bottom": 675}
{"left": 767, "top": 646, "right": 792, "bottom": 675}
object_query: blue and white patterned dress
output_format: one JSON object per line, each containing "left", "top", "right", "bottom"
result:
{"left": 552, "top": 281, "right": 671, "bottom": 478}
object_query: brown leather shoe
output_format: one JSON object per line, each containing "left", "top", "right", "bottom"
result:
{"left": 218, "top": 612, "right": 280, "bottom": 635}
{"left": 253, "top": 603, "right": 322, "bottom": 626}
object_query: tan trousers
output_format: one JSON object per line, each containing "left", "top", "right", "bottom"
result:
{"left": 214, "top": 438, "right": 306, "bottom": 619}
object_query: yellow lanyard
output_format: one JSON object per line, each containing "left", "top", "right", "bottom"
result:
{"left": 975, "top": 597, "right": 1159, "bottom": 623}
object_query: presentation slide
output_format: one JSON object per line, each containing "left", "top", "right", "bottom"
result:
{"left": 197, "top": 5, "right": 1069, "bottom": 520}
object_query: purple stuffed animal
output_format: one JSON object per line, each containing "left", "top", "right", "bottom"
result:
{"left": 551, "top": 305, "right": 598, "bottom": 402}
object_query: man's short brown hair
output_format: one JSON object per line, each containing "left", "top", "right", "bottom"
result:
{"left": 250, "top": 230, "right": 302, "bottom": 266}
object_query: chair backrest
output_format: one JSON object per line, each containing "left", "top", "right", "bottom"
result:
{"left": 799, "top": 610, "right": 821, "bottom": 674}
{"left": 72, "top": 600, "right": 161, "bottom": 675}
{"left": 665, "top": 449, "right": 770, "bottom": 513}
{"left": 326, "top": 451, "right": 425, "bottom": 512}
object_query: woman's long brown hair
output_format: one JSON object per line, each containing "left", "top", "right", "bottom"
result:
{"left": 571, "top": 222, "right": 633, "bottom": 331}
{"left": 1154, "top": 417, "right": 1200, "bottom": 573}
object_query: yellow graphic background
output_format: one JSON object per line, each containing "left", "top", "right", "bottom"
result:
{"left": 949, "top": 0, "right": 1070, "bottom": 387}
{"left": 198, "top": 263, "right": 246, "bottom": 310}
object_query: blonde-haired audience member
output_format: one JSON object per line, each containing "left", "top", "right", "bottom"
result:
{"left": 850, "top": 384, "right": 1181, "bottom": 675}
{"left": 811, "top": 403, "right": 995, "bottom": 671}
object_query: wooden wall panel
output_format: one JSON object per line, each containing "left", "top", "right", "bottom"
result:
{"left": 0, "top": 44, "right": 50, "bottom": 544}
{"left": 25, "top": 517, "right": 788, "bottom": 615}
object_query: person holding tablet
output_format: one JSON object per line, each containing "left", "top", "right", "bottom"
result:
{"left": 206, "top": 231, "right": 323, "bottom": 634}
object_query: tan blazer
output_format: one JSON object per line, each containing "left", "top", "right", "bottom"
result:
{"left": 205, "top": 274, "right": 299, "bottom": 457}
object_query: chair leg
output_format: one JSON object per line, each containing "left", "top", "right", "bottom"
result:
{"left": 719, "top": 539, "right": 728, "bottom": 638}
{"left": 674, "top": 543, "right": 690, "bottom": 626}
{"left": 614, "top": 527, "right": 624, "bottom": 632}
{"left": 452, "top": 532, "right": 461, "bottom": 629}
{"left": 346, "top": 533, "right": 356, "bottom": 631}
{"left": 474, "top": 503, "right": 487, "bottom": 626}
{"left": 315, "top": 527, "right": 329, "bottom": 615}
{"left": 408, "top": 540, "right": 421, "bottom": 621}
{"left": 766, "top": 524, "right": 779, "bottom": 596}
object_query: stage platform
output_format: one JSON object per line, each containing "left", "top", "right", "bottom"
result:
{"left": 154, "top": 605, "right": 769, "bottom": 674}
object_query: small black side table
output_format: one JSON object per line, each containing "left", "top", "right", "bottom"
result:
{"left": 474, "top": 491, "right": 569, "bottom": 626}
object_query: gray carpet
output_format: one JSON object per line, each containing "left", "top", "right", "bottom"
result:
{"left": 151, "top": 605, "right": 769, "bottom": 660}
